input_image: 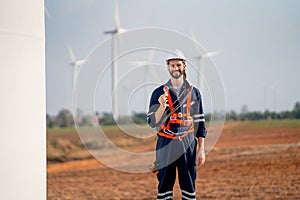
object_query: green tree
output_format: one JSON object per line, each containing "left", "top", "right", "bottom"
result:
{"left": 46, "top": 114, "right": 55, "bottom": 128}
{"left": 99, "top": 112, "right": 116, "bottom": 126}
{"left": 293, "top": 101, "right": 300, "bottom": 119}
{"left": 56, "top": 109, "right": 74, "bottom": 127}
{"left": 226, "top": 110, "right": 238, "bottom": 121}
{"left": 132, "top": 112, "right": 147, "bottom": 124}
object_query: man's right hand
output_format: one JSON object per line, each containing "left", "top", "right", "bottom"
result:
{"left": 158, "top": 94, "right": 168, "bottom": 109}
{"left": 155, "top": 94, "right": 168, "bottom": 123}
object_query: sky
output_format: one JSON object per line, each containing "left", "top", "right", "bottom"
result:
{"left": 45, "top": 0, "right": 300, "bottom": 116}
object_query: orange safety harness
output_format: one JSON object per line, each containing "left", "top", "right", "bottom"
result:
{"left": 158, "top": 86, "right": 194, "bottom": 140}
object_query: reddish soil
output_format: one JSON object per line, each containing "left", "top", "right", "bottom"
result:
{"left": 47, "top": 122, "right": 300, "bottom": 199}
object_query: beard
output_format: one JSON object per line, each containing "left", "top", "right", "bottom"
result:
{"left": 169, "top": 69, "right": 183, "bottom": 79}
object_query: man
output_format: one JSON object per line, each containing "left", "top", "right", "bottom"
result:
{"left": 147, "top": 49, "right": 207, "bottom": 200}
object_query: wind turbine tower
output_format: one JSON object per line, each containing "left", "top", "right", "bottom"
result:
{"left": 104, "top": 0, "right": 126, "bottom": 120}
{"left": 68, "top": 46, "right": 85, "bottom": 114}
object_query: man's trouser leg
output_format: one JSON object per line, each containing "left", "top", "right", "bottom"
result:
{"left": 157, "top": 161, "right": 176, "bottom": 200}
{"left": 177, "top": 139, "right": 197, "bottom": 200}
{"left": 156, "top": 136, "right": 176, "bottom": 199}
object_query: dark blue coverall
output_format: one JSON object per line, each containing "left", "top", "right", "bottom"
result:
{"left": 147, "top": 79, "right": 207, "bottom": 200}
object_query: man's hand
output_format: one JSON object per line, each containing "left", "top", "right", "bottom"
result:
{"left": 197, "top": 150, "right": 206, "bottom": 166}
{"left": 158, "top": 94, "right": 168, "bottom": 108}
{"left": 155, "top": 94, "right": 168, "bottom": 123}
{"left": 197, "top": 137, "right": 206, "bottom": 166}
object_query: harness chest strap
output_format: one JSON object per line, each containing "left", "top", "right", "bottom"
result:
{"left": 169, "top": 118, "right": 192, "bottom": 126}
{"left": 158, "top": 132, "right": 189, "bottom": 140}
{"left": 159, "top": 85, "right": 193, "bottom": 139}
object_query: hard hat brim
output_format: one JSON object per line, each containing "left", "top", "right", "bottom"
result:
{"left": 166, "top": 58, "right": 186, "bottom": 62}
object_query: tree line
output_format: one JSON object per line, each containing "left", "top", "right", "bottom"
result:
{"left": 225, "top": 102, "right": 300, "bottom": 121}
{"left": 46, "top": 110, "right": 148, "bottom": 128}
{"left": 47, "top": 102, "right": 300, "bottom": 128}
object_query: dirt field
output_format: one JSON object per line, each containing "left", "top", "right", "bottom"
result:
{"left": 47, "top": 120, "right": 300, "bottom": 199}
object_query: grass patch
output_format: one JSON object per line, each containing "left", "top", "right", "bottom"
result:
{"left": 47, "top": 124, "right": 155, "bottom": 163}
{"left": 231, "top": 119, "right": 300, "bottom": 130}
{"left": 47, "top": 119, "right": 300, "bottom": 163}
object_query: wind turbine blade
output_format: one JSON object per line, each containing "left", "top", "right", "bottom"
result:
{"left": 76, "top": 59, "right": 85, "bottom": 66}
{"left": 190, "top": 31, "right": 197, "bottom": 43}
{"left": 192, "top": 55, "right": 202, "bottom": 60}
{"left": 190, "top": 30, "right": 203, "bottom": 53}
{"left": 129, "top": 47, "right": 155, "bottom": 67}
{"left": 68, "top": 45, "right": 76, "bottom": 64}
{"left": 114, "top": 0, "right": 121, "bottom": 29}
{"left": 44, "top": 6, "right": 52, "bottom": 19}
{"left": 203, "top": 51, "right": 220, "bottom": 58}
{"left": 190, "top": 31, "right": 220, "bottom": 60}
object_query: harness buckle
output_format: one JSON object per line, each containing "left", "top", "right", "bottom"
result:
{"left": 164, "top": 86, "right": 169, "bottom": 94}
{"left": 178, "top": 135, "right": 183, "bottom": 141}
{"left": 183, "top": 117, "right": 193, "bottom": 126}
{"left": 170, "top": 116, "right": 176, "bottom": 120}
{"left": 178, "top": 112, "right": 183, "bottom": 118}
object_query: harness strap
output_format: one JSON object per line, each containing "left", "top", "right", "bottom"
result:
{"left": 158, "top": 125, "right": 194, "bottom": 140}
{"left": 164, "top": 86, "right": 174, "bottom": 111}
{"left": 158, "top": 132, "right": 189, "bottom": 140}
{"left": 186, "top": 87, "right": 192, "bottom": 116}
{"left": 171, "top": 112, "right": 189, "bottom": 118}
{"left": 159, "top": 84, "right": 194, "bottom": 140}
{"left": 169, "top": 118, "right": 193, "bottom": 126}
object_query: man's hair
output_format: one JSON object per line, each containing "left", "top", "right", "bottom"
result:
{"left": 182, "top": 69, "right": 187, "bottom": 79}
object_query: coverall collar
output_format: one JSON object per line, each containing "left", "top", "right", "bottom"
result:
{"left": 166, "top": 79, "right": 191, "bottom": 90}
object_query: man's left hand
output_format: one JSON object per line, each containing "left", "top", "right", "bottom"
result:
{"left": 197, "top": 151, "right": 206, "bottom": 166}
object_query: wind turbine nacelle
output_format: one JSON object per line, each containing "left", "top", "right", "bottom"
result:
{"left": 104, "top": 29, "right": 118, "bottom": 34}
{"left": 70, "top": 60, "right": 85, "bottom": 67}
{"left": 118, "top": 28, "right": 127, "bottom": 34}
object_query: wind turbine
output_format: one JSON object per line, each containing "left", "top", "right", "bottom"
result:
{"left": 68, "top": 46, "right": 85, "bottom": 115}
{"left": 270, "top": 85, "right": 277, "bottom": 112}
{"left": 130, "top": 48, "right": 160, "bottom": 112}
{"left": 104, "top": 0, "right": 127, "bottom": 120}
{"left": 262, "top": 82, "right": 277, "bottom": 111}
{"left": 191, "top": 32, "right": 219, "bottom": 92}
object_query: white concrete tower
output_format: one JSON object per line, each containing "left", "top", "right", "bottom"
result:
{"left": 0, "top": 0, "right": 46, "bottom": 199}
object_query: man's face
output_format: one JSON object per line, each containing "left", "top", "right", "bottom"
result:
{"left": 167, "top": 59, "right": 186, "bottom": 79}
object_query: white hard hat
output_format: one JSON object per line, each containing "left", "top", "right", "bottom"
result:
{"left": 165, "top": 49, "right": 186, "bottom": 62}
